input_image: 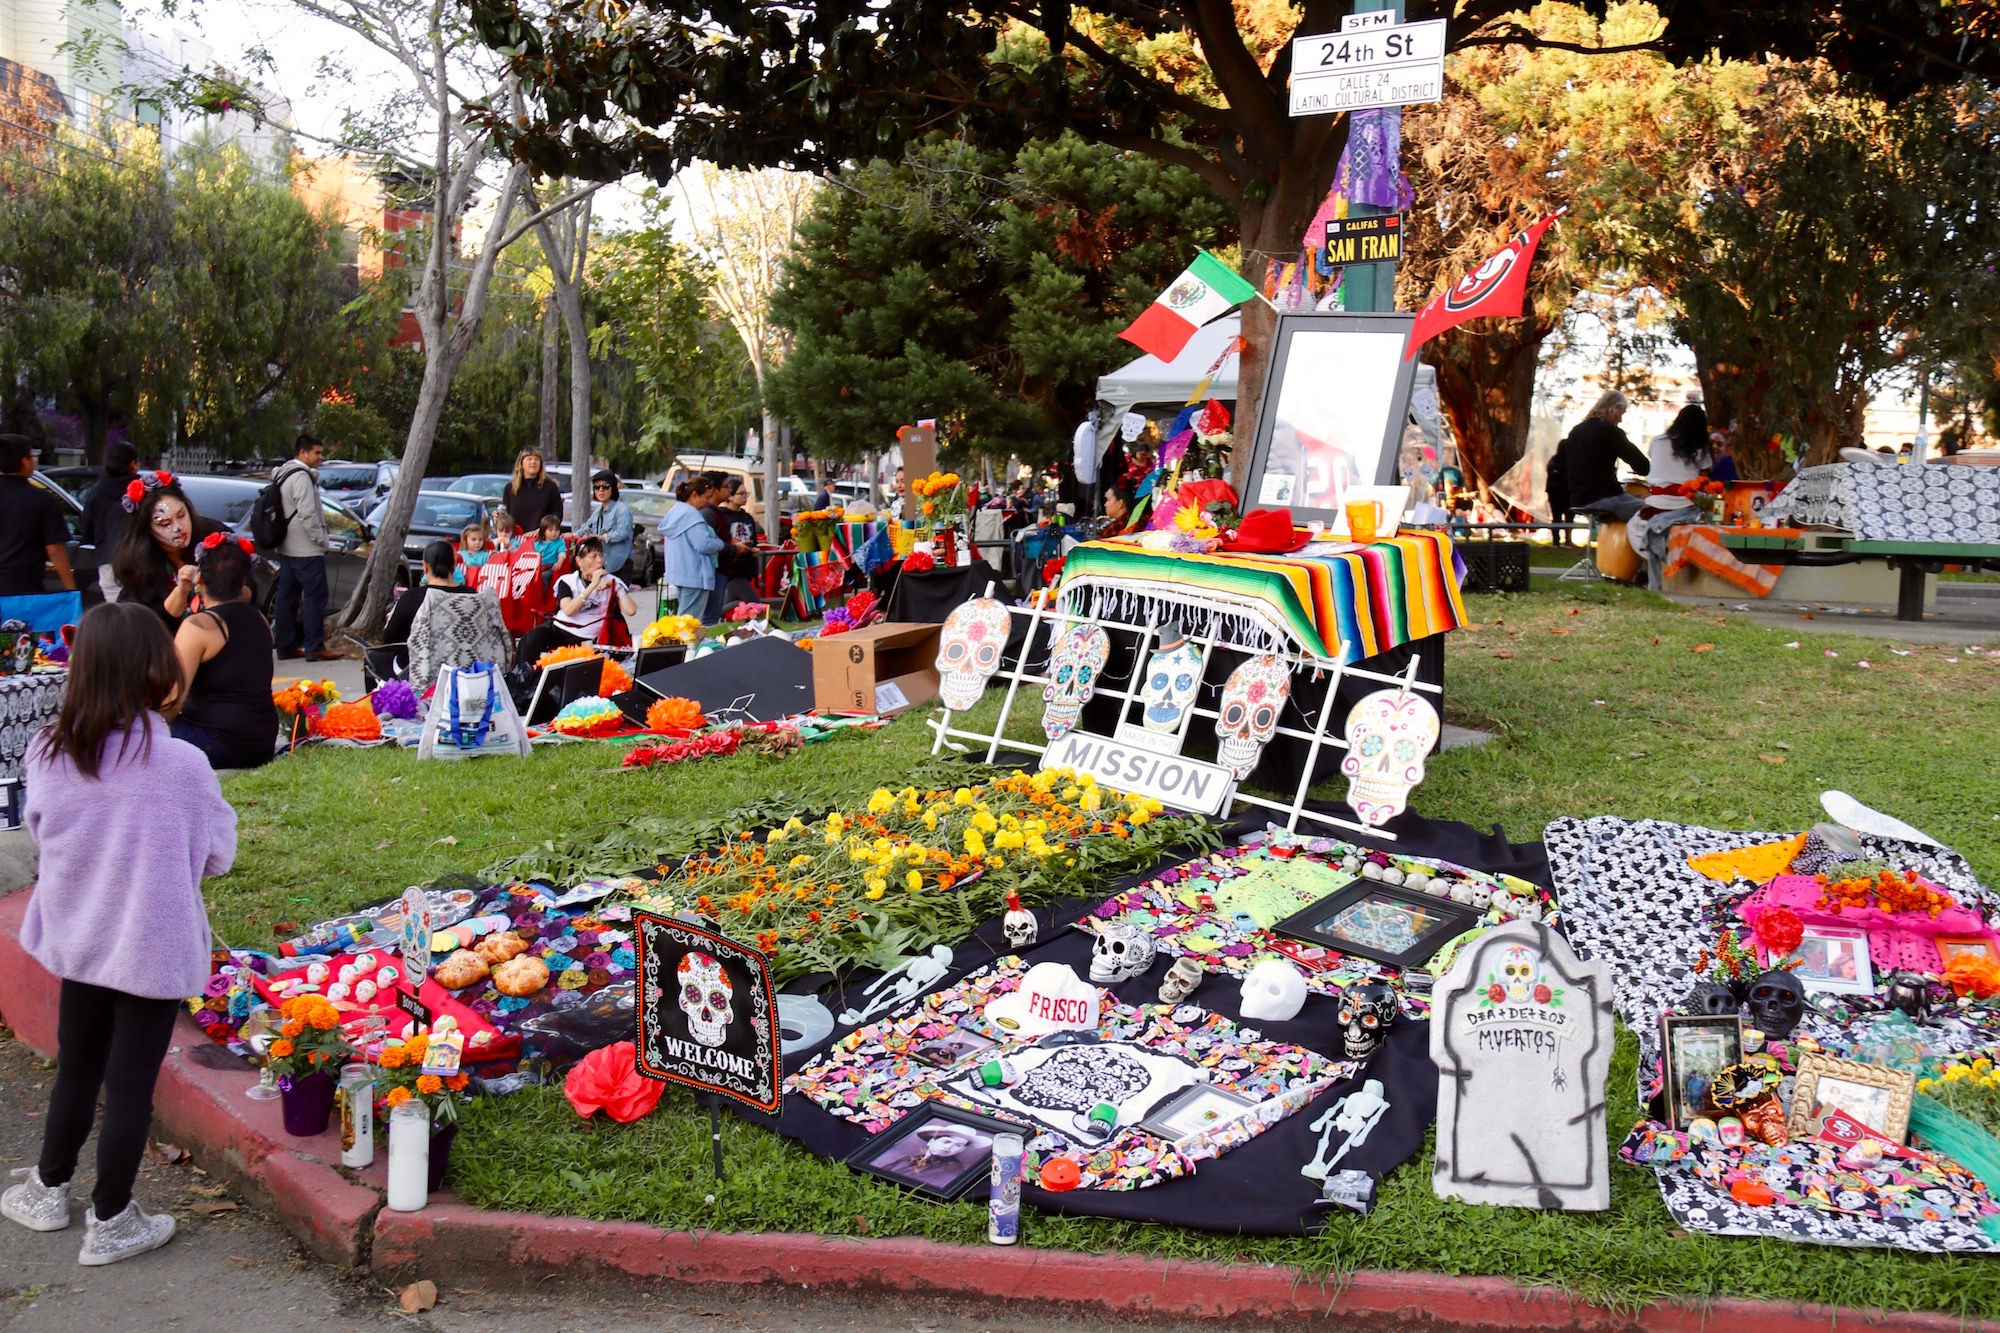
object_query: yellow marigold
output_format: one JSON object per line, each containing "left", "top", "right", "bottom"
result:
{"left": 905, "top": 871, "right": 923, "bottom": 891}
{"left": 1080, "top": 789, "right": 1103, "bottom": 812}
{"left": 825, "top": 812, "right": 847, "bottom": 835}
{"left": 866, "top": 883, "right": 886, "bottom": 901}
{"left": 269, "top": 1039, "right": 296, "bottom": 1058}
{"left": 964, "top": 829, "right": 986, "bottom": 856}
{"left": 416, "top": 1074, "right": 444, "bottom": 1095}
{"left": 953, "top": 788, "right": 976, "bottom": 806}
{"left": 867, "top": 789, "right": 894, "bottom": 814}
{"left": 280, "top": 1019, "right": 306, "bottom": 1039}
{"left": 384, "top": 1087, "right": 413, "bottom": 1109}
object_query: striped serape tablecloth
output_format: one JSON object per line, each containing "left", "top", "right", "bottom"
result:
{"left": 1055, "top": 530, "right": 1468, "bottom": 664}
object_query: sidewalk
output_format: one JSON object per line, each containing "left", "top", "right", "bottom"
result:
{"left": 1, "top": 884, "right": 1994, "bottom": 1333}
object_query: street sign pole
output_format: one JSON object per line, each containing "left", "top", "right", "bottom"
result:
{"left": 1342, "top": 0, "right": 1405, "bottom": 313}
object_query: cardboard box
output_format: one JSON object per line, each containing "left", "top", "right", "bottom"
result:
{"left": 813, "top": 621, "right": 941, "bottom": 717}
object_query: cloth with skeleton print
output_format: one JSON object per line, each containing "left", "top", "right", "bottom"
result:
{"left": 789, "top": 958, "right": 1353, "bottom": 1190}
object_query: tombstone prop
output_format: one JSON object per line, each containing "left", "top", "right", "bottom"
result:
{"left": 1431, "top": 920, "right": 1614, "bottom": 1211}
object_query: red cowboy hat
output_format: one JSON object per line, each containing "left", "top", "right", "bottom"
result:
{"left": 1221, "top": 508, "right": 1310, "bottom": 555}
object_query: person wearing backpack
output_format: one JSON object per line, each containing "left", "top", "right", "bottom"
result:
{"left": 267, "top": 435, "right": 335, "bottom": 661}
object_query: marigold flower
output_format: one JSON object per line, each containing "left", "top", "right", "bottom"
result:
{"left": 379, "top": 1046, "right": 407, "bottom": 1069}
{"left": 905, "top": 871, "right": 923, "bottom": 891}
{"left": 269, "top": 1039, "right": 296, "bottom": 1058}
{"left": 281, "top": 1019, "right": 305, "bottom": 1039}
{"left": 416, "top": 1074, "right": 444, "bottom": 1095}
{"left": 447, "top": 1073, "right": 470, "bottom": 1092}
{"left": 384, "top": 1087, "right": 413, "bottom": 1108}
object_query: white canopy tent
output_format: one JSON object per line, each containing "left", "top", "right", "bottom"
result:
{"left": 1092, "top": 316, "right": 1243, "bottom": 457}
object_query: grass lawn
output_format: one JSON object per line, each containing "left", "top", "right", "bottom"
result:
{"left": 211, "top": 584, "right": 2000, "bottom": 1315}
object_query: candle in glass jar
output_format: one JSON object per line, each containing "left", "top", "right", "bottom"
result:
{"left": 385, "top": 1100, "right": 430, "bottom": 1212}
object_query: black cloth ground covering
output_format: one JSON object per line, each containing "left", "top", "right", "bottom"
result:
{"left": 731, "top": 803, "right": 1549, "bottom": 1236}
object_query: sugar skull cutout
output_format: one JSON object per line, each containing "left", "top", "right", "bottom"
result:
{"left": 1214, "top": 656, "right": 1290, "bottom": 779}
{"left": 936, "top": 599, "right": 1012, "bottom": 711}
{"left": 1140, "top": 630, "right": 1205, "bottom": 735}
{"left": 1042, "top": 622, "right": 1110, "bottom": 740}
{"left": 677, "top": 950, "right": 733, "bottom": 1047}
{"left": 1340, "top": 689, "right": 1440, "bottom": 826}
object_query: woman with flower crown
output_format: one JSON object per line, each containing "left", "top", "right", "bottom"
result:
{"left": 109, "top": 473, "right": 225, "bottom": 629}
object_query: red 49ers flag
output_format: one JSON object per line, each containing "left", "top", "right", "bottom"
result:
{"left": 1403, "top": 212, "right": 1562, "bottom": 360}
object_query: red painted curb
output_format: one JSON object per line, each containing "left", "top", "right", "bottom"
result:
{"left": 6, "top": 887, "right": 1998, "bottom": 1331}
{"left": 370, "top": 1207, "right": 2000, "bottom": 1333}
{"left": 1, "top": 887, "right": 383, "bottom": 1268}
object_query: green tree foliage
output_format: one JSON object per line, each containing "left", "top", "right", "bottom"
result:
{"left": 767, "top": 133, "right": 1231, "bottom": 467}
{"left": 0, "top": 126, "right": 386, "bottom": 461}
{"left": 1643, "top": 75, "right": 2000, "bottom": 466}
{"left": 591, "top": 189, "right": 758, "bottom": 470}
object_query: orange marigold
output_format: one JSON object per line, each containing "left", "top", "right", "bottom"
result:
{"left": 378, "top": 1047, "right": 407, "bottom": 1069}
{"left": 446, "top": 1073, "right": 470, "bottom": 1092}
{"left": 309, "top": 1007, "right": 339, "bottom": 1031}
{"left": 383, "top": 1087, "right": 413, "bottom": 1108}
{"left": 269, "top": 1039, "right": 296, "bottom": 1058}
{"left": 280, "top": 1019, "right": 306, "bottom": 1039}
{"left": 416, "top": 1074, "right": 444, "bottom": 1095}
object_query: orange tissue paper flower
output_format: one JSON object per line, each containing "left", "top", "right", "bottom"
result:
{"left": 1945, "top": 953, "right": 2000, "bottom": 999}
{"left": 598, "top": 657, "right": 632, "bottom": 695}
{"left": 646, "top": 696, "right": 707, "bottom": 735}
{"left": 314, "top": 700, "right": 383, "bottom": 741}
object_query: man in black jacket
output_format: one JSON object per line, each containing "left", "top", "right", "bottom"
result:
{"left": 1555, "top": 391, "right": 1649, "bottom": 522}
{"left": 78, "top": 442, "right": 139, "bottom": 601}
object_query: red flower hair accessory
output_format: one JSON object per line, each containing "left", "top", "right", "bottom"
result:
{"left": 120, "top": 470, "right": 174, "bottom": 513}
{"left": 192, "top": 530, "right": 259, "bottom": 566}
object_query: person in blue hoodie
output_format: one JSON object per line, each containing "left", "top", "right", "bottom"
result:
{"left": 657, "top": 476, "right": 724, "bottom": 620}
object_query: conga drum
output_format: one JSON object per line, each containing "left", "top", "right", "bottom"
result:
{"left": 1595, "top": 517, "right": 1642, "bottom": 581}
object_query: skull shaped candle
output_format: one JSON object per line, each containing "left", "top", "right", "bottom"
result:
{"left": 1139, "top": 629, "right": 1205, "bottom": 735}
{"left": 935, "top": 599, "right": 1012, "bottom": 711}
{"left": 1088, "top": 919, "right": 1157, "bottom": 984}
{"left": 1158, "top": 955, "right": 1204, "bottom": 1005}
{"left": 1214, "top": 655, "right": 1290, "bottom": 779}
{"left": 677, "top": 950, "right": 734, "bottom": 1047}
{"left": 1746, "top": 969, "right": 1805, "bottom": 1039}
{"left": 1042, "top": 623, "right": 1111, "bottom": 740}
{"left": 1337, "top": 980, "right": 1397, "bottom": 1059}
{"left": 1341, "top": 689, "right": 1441, "bottom": 826}
{"left": 1002, "top": 892, "right": 1038, "bottom": 950}
{"left": 1240, "top": 959, "right": 1306, "bottom": 1022}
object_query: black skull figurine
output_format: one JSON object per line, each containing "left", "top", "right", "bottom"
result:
{"left": 1746, "top": 969, "right": 1806, "bottom": 1039}
{"left": 1883, "top": 971, "right": 1930, "bottom": 1021}
{"left": 1336, "top": 981, "right": 1398, "bottom": 1059}
{"left": 1688, "top": 981, "right": 1743, "bottom": 1018}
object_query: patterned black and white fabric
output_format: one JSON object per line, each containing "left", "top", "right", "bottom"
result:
{"left": 1763, "top": 462, "right": 2000, "bottom": 545}
{"left": 0, "top": 671, "right": 66, "bottom": 783}
{"left": 1548, "top": 815, "right": 2000, "bottom": 1252}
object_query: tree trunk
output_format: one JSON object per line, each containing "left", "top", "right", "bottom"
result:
{"left": 755, "top": 358, "right": 779, "bottom": 537}
{"left": 539, "top": 294, "right": 560, "bottom": 458}
{"left": 1690, "top": 339, "right": 1786, "bottom": 480}
{"left": 567, "top": 308, "right": 592, "bottom": 526}
{"left": 1425, "top": 317, "right": 1546, "bottom": 487}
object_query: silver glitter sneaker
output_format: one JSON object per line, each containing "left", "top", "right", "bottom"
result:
{"left": 1, "top": 1167, "right": 71, "bottom": 1232}
{"left": 77, "top": 1200, "right": 175, "bottom": 1266}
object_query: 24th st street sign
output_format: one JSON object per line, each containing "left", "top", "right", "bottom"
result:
{"left": 1289, "top": 17, "right": 1446, "bottom": 116}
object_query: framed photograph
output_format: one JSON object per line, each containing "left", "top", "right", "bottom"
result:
{"left": 1138, "top": 1083, "right": 1260, "bottom": 1144}
{"left": 907, "top": 1029, "right": 997, "bottom": 1069}
{"left": 1776, "top": 925, "right": 1875, "bottom": 995}
{"left": 1936, "top": 936, "right": 1998, "bottom": 966}
{"left": 843, "top": 1104, "right": 1018, "bottom": 1202}
{"left": 1273, "top": 881, "right": 1480, "bottom": 969}
{"left": 1238, "top": 311, "right": 1421, "bottom": 532}
{"left": 1659, "top": 1014, "right": 1744, "bottom": 1129}
{"left": 1788, "top": 1053, "right": 1916, "bottom": 1144}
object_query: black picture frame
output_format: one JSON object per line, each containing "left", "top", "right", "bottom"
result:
{"left": 1659, "top": 1014, "right": 1744, "bottom": 1130}
{"left": 1238, "top": 311, "right": 1421, "bottom": 530}
{"left": 842, "top": 1103, "right": 1020, "bottom": 1203}
{"left": 1137, "top": 1082, "right": 1260, "bottom": 1144}
{"left": 525, "top": 656, "right": 610, "bottom": 725}
{"left": 1272, "top": 881, "right": 1480, "bottom": 969}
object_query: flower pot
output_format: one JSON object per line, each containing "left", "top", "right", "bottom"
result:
{"left": 428, "top": 1122, "right": 457, "bottom": 1195}
{"left": 280, "top": 1070, "right": 337, "bottom": 1137}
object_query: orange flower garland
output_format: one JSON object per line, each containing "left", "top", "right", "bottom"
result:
{"left": 646, "top": 696, "right": 706, "bottom": 736}
{"left": 314, "top": 700, "right": 383, "bottom": 741}
{"left": 1814, "top": 869, "right": 1956, "bottom": 917}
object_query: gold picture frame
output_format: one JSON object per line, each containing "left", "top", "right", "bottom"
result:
{"left": 1786, "top": 1053, "right": 1916, "bottom": 1144}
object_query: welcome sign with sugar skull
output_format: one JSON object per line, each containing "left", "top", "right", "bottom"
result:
{"left": 634, "top": 910, "right": 783, "bottom": 1113}
{"left": 1340, "top": 688, "right": 1440, "bottom": 826}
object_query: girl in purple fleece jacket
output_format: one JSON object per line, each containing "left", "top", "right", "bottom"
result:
{"left": 3, "top": 602, "right": 236, "bottom": 1267}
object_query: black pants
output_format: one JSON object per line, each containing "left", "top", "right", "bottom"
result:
{"left": 39, "top": 980, "right": 181, "bottom": 1220}
{"left": 514, "top": 621, "right": 583, "bottom": 670}
{"left": 273, "top": 554, "right": 329, "bottom": 654}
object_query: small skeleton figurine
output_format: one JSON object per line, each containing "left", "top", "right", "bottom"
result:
{"left": 1300, "top": 1079, "right": 1389, "bottom": 1182}
{"left": 838, "top": 945, "right": 955, "bottom": 1026}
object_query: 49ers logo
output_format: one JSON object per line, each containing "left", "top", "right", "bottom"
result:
{"left": 1442, "top": 240, "right": 1523, "bottom": 312}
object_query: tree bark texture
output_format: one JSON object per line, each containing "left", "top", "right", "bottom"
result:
{"left": 539, "top": 294, "right": 560, "bottom": 457}
{"left": 1425, "top": 317, "right": 1547, "bottom": 488}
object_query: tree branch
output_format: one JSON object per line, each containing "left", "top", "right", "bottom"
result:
{"left": 1179, "top": 0, "right": 1290, "bottom": 148}
{"left": 496, "top": 181, "right": 606, "bottom": 251}
{"left": 1062, "top": 27, "right": 1234, "bottom": 132}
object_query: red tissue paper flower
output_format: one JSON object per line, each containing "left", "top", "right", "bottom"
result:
{"left": 1751, "top": 905, "right": 1804, "bottom": 958}
{"left": 623, "top": 728, "right": 741, "bottom": 770}
{"left": 563, "top": 1041, "right": 664, "bottom": 1123}
{"left": 903, "top": 550, "right": 936, "bottom": 573}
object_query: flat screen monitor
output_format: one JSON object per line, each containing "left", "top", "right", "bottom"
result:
{"left": 1239, "top": 312, "right": 1419, "bottom": 529}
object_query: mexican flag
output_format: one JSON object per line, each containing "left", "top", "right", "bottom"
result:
{"left": 1119, "top": 249, "right": 1260, "bottom": 363}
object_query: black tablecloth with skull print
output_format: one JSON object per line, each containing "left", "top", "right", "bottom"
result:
{"left": 737, "top": 802, "right": 1550, "bottom": 1236}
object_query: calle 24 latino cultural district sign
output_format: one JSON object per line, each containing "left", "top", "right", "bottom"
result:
{"left": 635, "top": 911, "right": 783, "bottom": 1113}
{"left": 1289, "top": 13, "right": 1446, "bottom": 116}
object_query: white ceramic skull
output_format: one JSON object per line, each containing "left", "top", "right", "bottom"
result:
{"left": 677, "top": 950, "right": 734, "bottom": 1047}
{"left": 1089, "top": 919, "right": 1157, "bottom": 983}
{"left": 1214, "top": 656, "right": 1290, "bottom": 779}
{"left": 1239, "top": 958, "right": 1306, "bottom": 1022}
{"left": 935, "top": 599, "right": 1012, "bottom": 711}
{"left": 1158, "top": 955, "right": 1204, "bottom": 1004}
{"left": 1139, "top": 632, "right": 1205, "bottom": 734}
{"left": 1002, "top": 894, "right": 1038, "bottom": 950}
{"left": 1042, "top": 623, "right": 1110, "bottom": 740}
{"left": 1340, "top": 689, "right": 1441, "bottom": 826}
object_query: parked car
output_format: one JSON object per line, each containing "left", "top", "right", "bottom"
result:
{"left": 318, "top": 459, "right": 399, "bottom": 514}
{"left": 445, "top": 473, "right": 511, "bottom": 501}
{"left": 37, "top": 471, "right": 376, "bottom": 611}
{"left": 660, "top": 456, "right": 779, "bottom": 530}
{"left": 363, "top": 490, "right": 503, "bottom": 574}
